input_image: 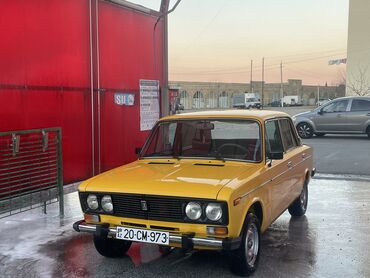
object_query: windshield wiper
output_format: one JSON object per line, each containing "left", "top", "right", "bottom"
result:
{"left": 210, "top": 150, "right": 226, "bottom": 163}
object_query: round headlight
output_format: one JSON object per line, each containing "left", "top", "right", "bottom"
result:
{"left": 205, "top": 203, "right": 222, "bottom": 221}
{"left": 185, "top": 202, "right": 202, "bottom": 220}
{"left": 87, "top": 194, "right": 98, "bottom": 210}
{"left": 101, "top": 195, "right": 113, "bottom": 212}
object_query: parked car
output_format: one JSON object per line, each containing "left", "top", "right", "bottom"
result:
{"left": 283, "top": 95, "right": 302, "bottom": 106}
{"left": 269, "top": 100, "right": 282, "bottom": 107}
{"left": 233, "top": 93, "right": 262, "bottom": 109}
{"left": 73, "top": 110, "right": 314, "bottom": 276}
{"left": 293, "top": 96, "right": 370, "bottom": 139}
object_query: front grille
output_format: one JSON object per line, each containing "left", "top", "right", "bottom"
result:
{"left": 79, "top": 192, "right": 228, "bottom": 225}
{"left": 111, "top": 194, "right": 185, "bottom": 222}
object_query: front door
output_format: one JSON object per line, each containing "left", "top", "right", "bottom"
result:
{"left": 314, "top": 99, "right": 350, "bottom": 132}
{"left": 265, "top": 119, "right": 290, "bottom": 221}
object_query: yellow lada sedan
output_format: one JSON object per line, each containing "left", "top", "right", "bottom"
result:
{"left": 73, "top": 110, "right": 314, "bottom": 276}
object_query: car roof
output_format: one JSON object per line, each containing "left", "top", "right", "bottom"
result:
{"left": 331, "top": 96, "right": 370, "bottom": 100}
{"left": 160, "top": 110, "right": 290, "bottom": 121}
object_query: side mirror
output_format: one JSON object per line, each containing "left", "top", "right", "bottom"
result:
{"left": 268, "top": 152, "right": 284, "bottom": 160}
{"left": 318, "top": 109, "right": 324, "bottom": 115}
{"left": 135, "top": 147, "right": 142, "bottom": 155}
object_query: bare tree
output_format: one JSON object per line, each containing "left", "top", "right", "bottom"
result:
{"left": 347, "top": 65, "right": 370, "bottom": 96}
{"left": 336, "top": 69, "right": 346, "bottom": 86}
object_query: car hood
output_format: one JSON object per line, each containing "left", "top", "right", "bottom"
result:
{"left": 294, "top": 110, "right": 314, "bottom": 118}
{"left": 80, "top": 159, "right": 258, "bottom": 199}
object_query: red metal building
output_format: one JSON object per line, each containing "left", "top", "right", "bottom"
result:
{"left": 0, "top": 0, "right": 170, "bottom": 184}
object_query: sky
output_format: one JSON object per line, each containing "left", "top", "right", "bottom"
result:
{"left": 130, "top": 0, "right": 349, "bottom": 85}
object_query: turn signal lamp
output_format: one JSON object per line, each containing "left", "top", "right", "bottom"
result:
{"left": 206, "top": 226, "right": 228, "bottom": 235}
{"left": 84, "top": 214, "right": 100, "bottom": 223}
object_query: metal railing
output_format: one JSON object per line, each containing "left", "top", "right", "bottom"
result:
{"left": 0, "top": 128, "right": 63, "bottom": 218}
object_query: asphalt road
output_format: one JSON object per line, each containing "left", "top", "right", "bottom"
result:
{"left": 1, "top": 179, "right": 369, "bottom": 277}
{"left": 302, "top": 134, "right": 370, "bottom": 176}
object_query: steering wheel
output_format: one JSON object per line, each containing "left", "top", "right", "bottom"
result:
{"left": 217, "top": 143, "right": 250, "bottom": 158}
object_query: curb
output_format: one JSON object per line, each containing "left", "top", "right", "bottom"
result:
{"left": 313, "top": 173, "right": 370, "bottom": 182}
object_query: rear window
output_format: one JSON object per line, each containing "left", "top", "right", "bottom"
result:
{"left": 351, "top": 99, "right": 370, "bottom": 111}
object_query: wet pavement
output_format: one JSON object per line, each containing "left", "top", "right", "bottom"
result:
{"left": 0, "top": 178, "right": 369, "bottom": 278}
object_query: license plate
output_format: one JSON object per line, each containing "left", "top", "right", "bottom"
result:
{"left": 116, "top": 226, "right": 170, "bottom": 245}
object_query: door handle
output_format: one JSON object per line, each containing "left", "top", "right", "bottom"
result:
{"left": 302, "top": 153, "right": 306, "bottom": 159}
{"left": 366, "top": 113, "right": 370, "bottom": 116}
{"left": 336, "top": 114, "right": 342, "bottom": 118}
{"left": 287, "top": 161, "right": 293, "bottom": 168}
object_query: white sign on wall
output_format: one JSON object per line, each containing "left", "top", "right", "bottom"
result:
{"left": 114, "top": 93, "right": 135, "bottom": 106}
{"left": 139, "top": 80, "right": 160, "bottom": 131}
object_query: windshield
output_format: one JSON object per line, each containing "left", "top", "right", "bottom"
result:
{"left": 141, "top": 119, "right": 262, "bottom": 162}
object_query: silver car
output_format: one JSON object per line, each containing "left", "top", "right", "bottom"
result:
{"left": 293, "top": 96, "right": 370, "bottom": 139}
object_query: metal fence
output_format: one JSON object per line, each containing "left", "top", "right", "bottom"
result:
{"left": 0, "top": 128, "right": 63, "bottom": 218}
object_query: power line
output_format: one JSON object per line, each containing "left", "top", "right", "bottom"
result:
{"left": 171, "top": 51, "right": 347, "bottom": 75}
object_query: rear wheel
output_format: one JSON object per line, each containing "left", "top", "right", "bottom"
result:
{"left": 229, "top": 213, "right": 261, "bottom": 276}
{"left": 367, "top": 126, "right": 370, "bottom": 139}
{"left": 93, "top": 235, "right": 132, "bottom": 258}
{"left": 296, "top": 122, "right": 314, "bottom": 139}
{"left": 288, "top": 182, "right": 308, "bottom": 217}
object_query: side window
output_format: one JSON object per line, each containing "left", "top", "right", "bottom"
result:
{"left": 279, "top": 118, "right": 297, "bottom": 151}
{"left": 322, "top": 100, "right": 349, "bottom": 113}
{"left": 265, "top": 120, "right": 284, "bottom": 155}
{"left": 351, "top": 99, "right": 370, "bottom": 111}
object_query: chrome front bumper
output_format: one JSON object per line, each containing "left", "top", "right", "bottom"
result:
{"left": 73, "top": 220, "right": 240, "bottom": 250}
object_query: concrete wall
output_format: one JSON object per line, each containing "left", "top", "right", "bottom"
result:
{"left": 169, "top": 80, "right": 345, "bottom": 109}
{"left": 346, "top": 0, "right": 370, "bottom": 96}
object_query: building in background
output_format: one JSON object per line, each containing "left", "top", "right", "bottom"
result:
{"left": 169, "top": 80, "right": 345, "bottom": 109}
{"left": 346, "top": 0, "right": 370, "bottom": 96}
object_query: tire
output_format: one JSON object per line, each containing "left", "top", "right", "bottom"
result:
{"left": 367, "top": 126, "right": 370, "bottom": 139}
{"left": 229, "top": 213, "right": 261, "bottom": 276}
{"left": 288, "top": 182, "right": 308, "bottom": 217}
{"left": 296, "top": 122, "right": 314, "bottom": 139}
{"left": 314, "top": 133, "right": 325, "bottom": 137}
{"left": 93, "top": 235, "right": 132, "bottom": 258}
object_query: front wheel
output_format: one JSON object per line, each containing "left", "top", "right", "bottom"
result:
{"left": 93, "top": 235, "right": 132, "bottom": 258}
{"left": 366, "top": 126, "right": 370, "bottom": 139}
{"left": 288, "top": 182, "right": 308, "bottom": 217}
{"left": 229, "top": 213, "right": 261, "bottom": 276}
{"left": 296, "top": 122, "right": 314, "bottom": 139}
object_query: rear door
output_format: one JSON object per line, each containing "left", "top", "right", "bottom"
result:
{"left": 314, "top": 99, "right": 350, "bottom": 132}
{"left": 346, "top": 98, "right": 370, "bottom": 132}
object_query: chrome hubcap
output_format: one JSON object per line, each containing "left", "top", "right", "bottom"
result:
{"left": 245, "top": 223, "right": 259, "bottom": 266}
{"left": 298, "top": 124, "right": 311, "bottom": 138}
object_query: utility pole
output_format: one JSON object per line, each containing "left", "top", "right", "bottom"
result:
{"left": 250, "top": 60, "right": 253, "bottom": 94}
{"left": 317, "top": 84, "right": 320, "bottom": 104}
{"left": 280, "top": 61, "right": 283, "bottom": 107}
{"left": 261, "top": 57, "right": 265, "bottom": 109}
